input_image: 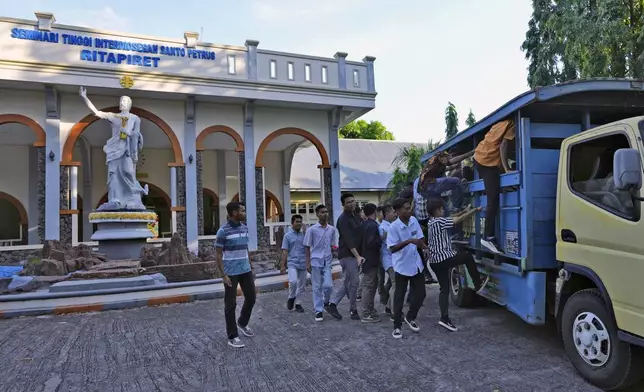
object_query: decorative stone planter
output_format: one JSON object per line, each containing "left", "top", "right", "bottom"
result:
{"left": 89, "top": 211, "right": 158, "bottom": 260}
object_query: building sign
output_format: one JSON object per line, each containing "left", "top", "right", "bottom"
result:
{"left": 10, "top": 28, "right": 216, "bottom": 68}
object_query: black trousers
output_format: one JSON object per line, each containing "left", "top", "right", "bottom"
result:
{"left": 475, "top": 160, "right": 502, "bottom": 239}
{"left": 392, "top": 270, "right": 426, "bottom": 329}
{"left": 378, "top": 264, "right": 388, "bottom": 304}
{"left": 430, "top": 252, "right": 482, "bottom": 319}
{"left": 224, "top": 271, "right": 256, "bottom": 339}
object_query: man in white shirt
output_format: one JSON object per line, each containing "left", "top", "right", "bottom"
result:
{"left": 387, "top": 198, "right": 427, "bottom": 339}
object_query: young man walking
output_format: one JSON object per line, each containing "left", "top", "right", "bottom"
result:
{"left": 326, "top": 193, "right": 365, "bottom": 321}
{"left": 215, "top": 202, "right": 255, "bottom": 348}
{"left": 387, "top": 198, "right": 427, "bottom": 339}
{"left": 358, "top": 203, "right": 382, "bottom": 323}
{"left": 303, "top": 204, "right": 339, "bottom": 322}
{"left": 280, "top": 214, "right": 306, "bottom": 313}
{"left": 378, "top": 204, "right": 397, "bottom": 318}
{"left": 426, "top": 200, "right": 489, "bottom": 331}
{"left": 376, "top": 206, "right": 387, "bottom": 305}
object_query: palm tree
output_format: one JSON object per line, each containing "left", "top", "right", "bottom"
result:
{"left": 386, "top": 139, "right": 441, "bottom": 201}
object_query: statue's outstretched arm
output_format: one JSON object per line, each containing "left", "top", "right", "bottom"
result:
{"left": 79, "top": 86, "right": 112, "bottom": 119}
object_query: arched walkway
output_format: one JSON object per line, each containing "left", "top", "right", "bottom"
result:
{"left": 255, "top": 127, "right": 330, "bottom": 168}
{"left": 231, "top": 190, "right": 283, "bottom": 221}
{"left": 61, "top": 107, "right": 184, "bottom": 165}
{"left": 202, "top": 188, "right": 220, "bottom": 235}
{"left": 196, "top": 125, "right": 244, "bottom": 152}
{"left": 97, "top": 183, "right": 172, "bottom": 237}
{"left": 0, "top": 191, "right": 28, "bottom": 245}
{"left": 0, "top": 114, "right": 46, "bottom": 147}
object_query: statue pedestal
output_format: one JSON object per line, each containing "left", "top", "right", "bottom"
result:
{"left": 89, "top": 211, "right": 158, "bottom": 260}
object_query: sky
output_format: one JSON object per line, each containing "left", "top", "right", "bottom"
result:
{"left": 4, "top": 0, "right": 533, "bottom": 144}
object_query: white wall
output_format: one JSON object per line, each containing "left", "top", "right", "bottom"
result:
{"left": 0, "top": 145, "right": 30, "bottom": 215}
{"left": 253, "top": 107, "right": 329, "bottom": 159}
{"left": 1, "top": 20, "right": 248, "bottom": 81}
{"left": 263, "top": 151, "right": 284, "bottom": 203}
{"left": 0, "top": 89, "right": 45, "bottom": 130}
{"left": 195, "top": 102, "right": 243, "bottom": 141}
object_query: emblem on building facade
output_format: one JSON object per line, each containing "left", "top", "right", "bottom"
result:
{"left": 119, "top": 75, "right": 134, "bottom": 89}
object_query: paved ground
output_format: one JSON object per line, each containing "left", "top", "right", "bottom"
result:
{"left": 0, "top": 282, "right": 640, "bottom": 392}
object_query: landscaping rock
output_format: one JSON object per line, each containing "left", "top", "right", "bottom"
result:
{"left": 70, "top": 268, "right": 142, "bottom": 280}
{"left": 146, "top": 261, "right": 221, "bottom": 283}
{"left": 88, "top": 260, "right": 141, "bottom": 271}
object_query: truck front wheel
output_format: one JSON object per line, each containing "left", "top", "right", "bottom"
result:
{"left": 561, "top": 288, "right": 643, "bottom": 390}
{"left": 450, "top": 265, "right": 476, "bottom": 307}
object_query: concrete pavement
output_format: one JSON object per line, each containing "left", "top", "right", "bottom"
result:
{"left": 1, "top": 281, "right": 640, "bottom": 392}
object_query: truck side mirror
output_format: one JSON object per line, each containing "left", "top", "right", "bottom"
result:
{"left": 613, "top": 148, "right": 642, "bottom": 191}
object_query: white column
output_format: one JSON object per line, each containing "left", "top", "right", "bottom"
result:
{"left": 170, "top": 166, "right": 177, "bottom": 234}
{"left": 184, "top": 96, "right": 198, "bottom": 254}
{"left": 243, "top": 101, "right": 258, "bottom": 250}
{"left": 70, "top": 166, "right": 78, "bottom": 245}
{"left": 44, "top": 85, "right": 60, "bottom": 240}
{"left": 217, "top": 151, "right": 227, "bottom": 226}
{"left": 328, "top": 108, "right": 343, "bottom": 224}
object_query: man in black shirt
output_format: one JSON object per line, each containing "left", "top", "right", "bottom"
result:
{"left": 326, "top": 193, "right": 365, "bottom": 321}
{"left": 358, "top": 203, "right": 381, "bottom": 323}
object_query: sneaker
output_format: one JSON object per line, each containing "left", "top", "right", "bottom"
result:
{"left": 439, "top": 317, "right": 458, "bottom": 332}
{"left": 228, "top": 337, "right": 245, "bottom": 348}
{"left": 392, "top": 328, "right": 403, "bottom": 339}
{"left": 361, "top": 313, "right": 381, "bottom": 323}
{"left": 295, "top": 304, "right": 304, "bottom": 313}
{"left": 405, "top": 317, "right": 420, "bottom": 332}
{"left": 237, "top": 323, "right": 254, "bottom": 337}
{"left": 384, "top": 307, "right": 392, "bottom": 315}
{"left": 325, "top": 303, "right": 343, "bottom": 320}
{"left": 314, "top": 312, "right": 323, "bottom": 322}
{"left": 475, "top": 274, "right": 490, "bottom": 293}
{"left": 287, "top": 298, "right": 295, "bottom": 311}
{"left": 481, "top": 238, "right": 502, "bottom": 254}
{"left": 350, "top": 310, "right": 361, "bottom": 320}
{"left": 425, "top": 278, "right": 437, "bottom": 285}
{"left": 356, "top": 295, "right": 362, "bottom": 302}
{"left": 390, "top": 316, "right": 395, "bottom": 322}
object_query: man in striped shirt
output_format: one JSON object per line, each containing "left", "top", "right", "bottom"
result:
{"left": 215, "top": 202, "right": 255, "bottom": 348}
{"left": 426, "top": 200, "right": 489, "bottom": 332}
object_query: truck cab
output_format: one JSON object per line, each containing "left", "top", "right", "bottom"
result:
{"left": 422, "top": 80, "right": 644, "bottom": 391}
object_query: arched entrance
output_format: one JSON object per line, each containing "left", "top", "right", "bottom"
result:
{"left": 255, "top": 127, "right": 330, "bottom": 168}
{"left": 231, "top": 190, "right": 283, "bottom": 221}
{"left": 196, "top": 124, "right": 245, "bottom": 237}
{"left": 0, "top": 114, "right": 46, "bottom": 245}
{"left": 97, "top": 183, "right": 172, "bottom": 237}
{"left": 202, "top": 188, "right": 220, "bottom": 235}
{"left": 60, "top": 106, "right": 184, "bottom": 245}
{"left": 0, "top": 191, "right": 28, "bottom": 246}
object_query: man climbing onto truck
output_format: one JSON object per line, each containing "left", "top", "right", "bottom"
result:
{"left": 426, "top": 199, "right": 489, "bottom": 332}
{"left": 473, "top": 119, "right": 515, "bottom": 254}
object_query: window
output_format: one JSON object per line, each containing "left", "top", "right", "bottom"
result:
{"left": 287, "top": 62, "right": 294, "bottom": 80}
{"left": 227, "top": 55, "right": 236, "bottom": 75}
{"left": 568, "top": 133, "right": 637, "bottom": 219}
{"left": 353, "top": 69, "right": 360, "bottom": 87}
{"left": 304, "top": 64, "right": 311, "bottom": 82}
{"left": 290, "top": 201, "right": 319, "bottom": 222}
{"left": 270, "top": 59, "right": 277, "bottom": 79}
{"left": 321, "top": 66, "right": 328, "bottom": 84}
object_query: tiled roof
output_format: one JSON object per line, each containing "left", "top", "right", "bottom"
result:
{"left": 290, "top": 139, "right": 416, "bottom": 191}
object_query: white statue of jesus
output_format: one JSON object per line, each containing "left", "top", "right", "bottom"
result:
{"left": 79, "top": 86, "right": 149, "bottom": 211}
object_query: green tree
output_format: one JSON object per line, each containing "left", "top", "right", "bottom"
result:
{"left": 445, "top": 102, "right": 459, "bottom": 139}
{"left": 339, "top": 120, "right": 394, "bottom": 140}
{"left": 386, "top": 139, "right": 441, "bottom": 201}
{"left": 521, "top": 0, "right": 644, "bottom": 88}
{"left": 465, "top": 110, "right": 477, "bottom": 128}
